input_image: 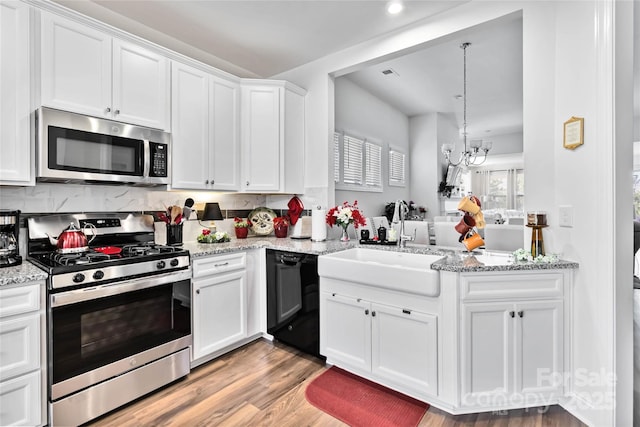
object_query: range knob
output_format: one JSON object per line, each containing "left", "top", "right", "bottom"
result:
{"left": 157, "top": 260, "right": 166, "bottom": 269}
{"left": 170, "top": 258, "right": 179, "bottom": 267}
{"left": 73, "top": 273, "right": 85, "bottom": 283}
{"left": 93, "top": 270, "right": 104, "bottom": 280}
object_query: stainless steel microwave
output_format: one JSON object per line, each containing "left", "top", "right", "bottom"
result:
{"left": 36, "top": 107, "right": 170, "bottom": 185}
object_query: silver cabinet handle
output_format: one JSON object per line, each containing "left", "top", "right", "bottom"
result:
{"left": 364, "top": 309, "right": 369, "bottom": 315}
{"left": 402, "top": 309, "right": 411, "bottom": 315}
{"left": 214, "top": 262, "right": 229, "bottom": 267}
{"left": 518, "top": 311, "right": 524, "bottom": 318}
{"left": 205, "top": 180, "right": 209, "bottom": 184}
{"left": 246, "top": 181, "right": 250, "bottom": 186}
{"left": 372, "top": 311, "right": 376, "bottom": 317}
{"left": 105, "top": 107, "right": 111, "bottom": 113}
{"left": 510, "top": 311, "right": 515, "bottom": 318}
{"left": 114, "top": 109, "right": 120, "bottom": 115}
{"left": 196, "top": 289, "right": 200, "bottom": 294}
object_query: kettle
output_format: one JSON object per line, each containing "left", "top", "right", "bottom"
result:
{"left": 48, "top": 222, "right": 97, "bottom": 253}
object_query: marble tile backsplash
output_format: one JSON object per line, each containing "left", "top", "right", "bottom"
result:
{"left": 0, "top": 183, "right": 267, "bottom": 214}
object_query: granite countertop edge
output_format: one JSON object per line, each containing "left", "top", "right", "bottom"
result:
{"left": 1, "top": 238, "right": 578, "bottom": 287}
{"left": 0, "top": 261, "right": 48, "bottom": 287}
{"left": 185, "top": 237, "right": 579, "bottom": 272}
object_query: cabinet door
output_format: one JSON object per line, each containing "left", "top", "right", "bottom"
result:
{"left": 171, "top": 62, "right": 210, "bottom": 190}
{"left": 210, "top": 76, "right": 240, "bottom": 190}
{"left": 112, "top": 39, "right": 169, "bottom": 129}
{"left": 0, "top": 371, "right": 41, "bottom": 427}
{"left": 515, "top": 300, "right": 563, "bottom": 395}
{"left": 192, "top": 270, "right": 247, "bottom": 360}
{"left": 371, "top": 304, "right": 438, "bottom": 397}
{"left": 41, "top": 12, "right": 112, "bottom": 118}
{"left": 0, "top": 0, "right": 32, "bottom": 185}
{"left": 320, "top": 292, "right": 371, "bottom": 371}
{"left": 241, "top": 85, "right": 280, "bottom": 192}
{"left": 461, "top": 302, "right": 513, "bottom": 404}
{"left": 0, "top": 313, "right": 40, "bottom": 381}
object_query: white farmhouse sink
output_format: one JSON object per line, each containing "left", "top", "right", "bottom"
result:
{"left": 318, "top": 248, "right": 443, "bottom": 296}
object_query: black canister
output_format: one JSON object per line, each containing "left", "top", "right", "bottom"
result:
{"left": 377, "top": 226, "right": 386, "bottom": 241}
{"left": 360, "top": 229, "right": 370, "bottom": 241}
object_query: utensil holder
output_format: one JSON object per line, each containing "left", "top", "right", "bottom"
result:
{"left": 166, "top": 224, "right": 184, "bottom": 245}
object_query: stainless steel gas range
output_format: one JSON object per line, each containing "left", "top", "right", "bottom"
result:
{"left": 28, "top": 213, "right": 192, "bottom": 426}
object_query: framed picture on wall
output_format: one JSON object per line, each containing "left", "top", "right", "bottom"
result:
{"left": 563, "top": 116, "right": 584, "bottom": 150}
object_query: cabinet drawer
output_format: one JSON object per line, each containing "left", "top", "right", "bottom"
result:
{"left": 0, "top": 285, "right": 40, "bottom": 319}
{"left": 193, "top": 252, "right": 246, "bottom": 277}
{"left": 0, "top": 313, "right": 40, "bottom": 381}
{"left": 461, "top": 273, "right": 563, "bottom": 301}
{"left": 0, "top": 370, "right": 42, "bottom": 427}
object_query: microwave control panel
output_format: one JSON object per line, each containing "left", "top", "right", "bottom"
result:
{"left": 149, "top": 142, "right": 168, "bottom": 177}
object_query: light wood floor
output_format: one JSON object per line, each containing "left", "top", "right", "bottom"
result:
{"left": 87, "top": 339, "right": 586, "bottom": 427}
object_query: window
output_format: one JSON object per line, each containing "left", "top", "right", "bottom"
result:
{"left": 388, "top": 148, "right": 405, "bottom": 187}
{"left": 333, "top": 132, "right": 382, "bottom": 192}
{"left": 472, "top": 168, "right": 524, "bottom": 211}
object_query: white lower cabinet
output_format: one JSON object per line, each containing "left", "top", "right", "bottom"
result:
{"left": 191, "top": 253, "right": 248, "bottom": 365}
{"left": 0, "top": 283, "right": 45, "bottom": 426}
{"left": 459, "top": 273, "right": 564, "bottom": 410}
{"left": 321, "top": 291, "right": 438, "bottom": 398}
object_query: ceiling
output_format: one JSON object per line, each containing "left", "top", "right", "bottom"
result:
{"left": 53, "top": 0, "right": 522, "bottom": 139}
{"left": 342, "top": 15, "right": 523, "bottom": 139}
{"left": 53, "top": 0, "right": 467, "bottom": 78}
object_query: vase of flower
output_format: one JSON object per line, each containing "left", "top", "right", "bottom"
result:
{"left": 274, "top": 217, "right": 289, "bottom": 238}
{"left": 233, "top": 217, "right": 251, "bottom": 239}
{"left": 326, "top": 200, "right": 366, "bottom": 242}
{"left": 340, "top": 224, "right": 350, "bottom": 242}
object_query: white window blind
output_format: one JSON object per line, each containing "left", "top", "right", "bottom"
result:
{"left": 333, "top": 132, "right": 340, "bottom": 183}
{"left": 389, "top": 149, "right": 405, "bottom": 187}
{"left": 365, "top": 142, "right": 382, "bottom": 188}
{"left": 343, "top": 135, "right": 363, "bottom": 185}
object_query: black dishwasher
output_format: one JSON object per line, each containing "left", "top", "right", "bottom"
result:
{"left": 266, "top": 249, "right": 322, "bottom": 358}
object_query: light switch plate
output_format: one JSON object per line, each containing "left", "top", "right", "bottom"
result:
{"left": 559, "top": 205, "right": 573, "bottom": 227}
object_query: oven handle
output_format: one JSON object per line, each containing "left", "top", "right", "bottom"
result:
{"left": 50, "top": 269, "right": 192, "bottom": 307}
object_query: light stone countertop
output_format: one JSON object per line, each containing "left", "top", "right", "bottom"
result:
{"left": 0, "top": 261, "right": 48, "bottom": 287}
{"left": 185, "top": 236, "right": 579, "bottom": 272}
{"left": 0, "top": 238, "right": 578, "bottom": 288}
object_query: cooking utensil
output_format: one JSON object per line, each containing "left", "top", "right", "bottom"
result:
{"left": 183, "top": 198, "right": 194, "bottom": 220}
{"left": 170, "top": 206, "right": 181, "bottom": 224}
{"left": 94, "top": 246, "right": 122, "bottom": 255}
{"left": 158, "top": 212, "right": 170, "bottom": 224}
{"left": 47, "top": 222, "right": 97, "bottom": 254}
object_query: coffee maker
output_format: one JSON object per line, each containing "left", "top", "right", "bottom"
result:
{"left": 0, "top": 210, "right": 22, "bottom": 267}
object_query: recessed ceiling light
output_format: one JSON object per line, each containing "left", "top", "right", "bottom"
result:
{"left": 387, "top": 1, "right": 404, "bottom": 15}
{"left": 454, "top": 94, "right": 463, "bottom": 100}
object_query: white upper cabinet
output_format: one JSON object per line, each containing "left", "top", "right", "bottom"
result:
{"left": 0, "top": 0, "right": 33, "bottom": 185}
{"left": 40, "top": 12, "right": 169, "bottom": 130}
{"left": 111, "top": 39, "right": 170, "bottom": 130}
{"left": 241, "top": 81, "right": 305, "bottom": 194}
{"left": 171, "top": 61, "right": 240, "bottom": 190}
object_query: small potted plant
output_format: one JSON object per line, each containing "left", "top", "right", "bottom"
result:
{"left": 233, "top": 217, "right": 251, "bottom": 239}
{"left": 197, "top": 229, "right": 230, "bottom": 243}
{"left": 273, "top": 216, "right": 289, "bottom": 238}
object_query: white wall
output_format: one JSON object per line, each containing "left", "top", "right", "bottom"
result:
{"left": 274, "top": 1, "right": 633, "bottom": 425}
{"left": 409, "top": 113, "right": 458, "bottom": 220}
{"left": 333, "top": 77, "right": 410, "bottom": 219}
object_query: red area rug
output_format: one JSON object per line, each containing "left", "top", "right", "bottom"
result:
{"left": 305, "top": 366, "right": 429, "bottom": 427}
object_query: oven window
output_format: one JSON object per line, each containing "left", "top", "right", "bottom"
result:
{"left": 48, "top": 126, "right": 143, "bottom": 176}
{"left": 51, "top": 282, "right": 190, "bottom": 384}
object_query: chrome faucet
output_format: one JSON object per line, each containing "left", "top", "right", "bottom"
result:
{"left": 396, "top": 200, "right": 415, "bottom": 248}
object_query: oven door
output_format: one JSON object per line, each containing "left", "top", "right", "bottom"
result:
{"left": 48, "top": 270, "right": 191, "bottom": 401}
